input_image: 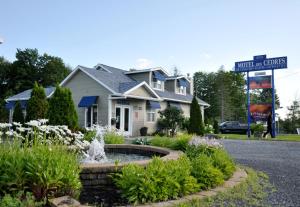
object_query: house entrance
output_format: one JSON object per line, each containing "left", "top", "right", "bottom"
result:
{"left": 115, "top": 105, "right": 131, "bottom": 136}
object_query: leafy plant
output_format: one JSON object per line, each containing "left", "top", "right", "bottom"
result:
{"left": 132, "top": 137, "right": 150, "bottom": 145}
{"left": 211, "top": 148, "right": 235, "bottom": 180}
{"left": 83, "top": 130, "right": 96, "bottom": 142}
{"left": 114, "top": 156, "right": 199, "bottom": 204}
{"left": 0, "top": 142, "right": 81, "bottom": 200}
{"left": 189, "top": 97, "right": 204, "bottom": 135}
{"left": 47, "top": 85, "right": 78, "bottom": 129}
{"left": 158, "top": 107, "right": 185, "bottom": 137}
{"left": 26, "top": 82, "right": 48, "bottom": 121}
{"left": 150, "top": 134, "right": 192, "bottom": 151}
{"left": 12, "top": 101, "right": 25, "bottom": 124}
{"left": 0, "top": 191, "right": 45, "bottom": 207}
{"left": 190, "top": 154, "right": 224, "bottom": 189}
{"left": 104, "top": 131, "right": 125, "bottom": 144}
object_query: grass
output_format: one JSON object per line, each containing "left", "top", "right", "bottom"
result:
{"left": 220, "top": 133, "right": 300, "bottom": 142}
{"left": 176, "top": 167, "right": 275, "bottom": 207}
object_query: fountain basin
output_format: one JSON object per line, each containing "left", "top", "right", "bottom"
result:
{"left": 79, "top": 144, "right": 182, "bottom": 206}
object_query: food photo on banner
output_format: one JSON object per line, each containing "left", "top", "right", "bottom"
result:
{"left": 249, "top": 76, "right": 272, "bottom": 89}
{"left": 250, "top": 104, "right": 272, "bottom": 121}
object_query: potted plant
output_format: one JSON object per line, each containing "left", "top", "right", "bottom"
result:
{"left": 140, "top": 127, "right": 148, "bottom": 136}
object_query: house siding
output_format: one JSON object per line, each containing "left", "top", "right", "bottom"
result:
{"left": 63, "top": 70, "right": 112, "bottom": 127}
{"left": 128, "top": 86, "right": 155, "bottom": 98}
{"left": 165, "top": 80, "right": 175, "bottom": 92}
{"left": 127, "top": 72, "right": 151, "bottom": 85}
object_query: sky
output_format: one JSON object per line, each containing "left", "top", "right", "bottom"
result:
{"left": 1, "top": 0, "right": 300, "bottom": 118}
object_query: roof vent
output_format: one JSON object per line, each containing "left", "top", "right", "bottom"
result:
{"left": 129, "top": 68, "right": 137, "bottom": 71}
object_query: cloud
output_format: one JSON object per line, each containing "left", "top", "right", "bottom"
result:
{"left": 136, "top": 58, "right": 152, "bottom": 69}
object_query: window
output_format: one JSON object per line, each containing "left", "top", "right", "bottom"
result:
{"left": 85, "top": 104, "right": 98, "bottom": 127}
{"left": 177, "top": 86, "right": 186, "bottom": 95}
{"left": 152, "top": 80, "right": 164, "bottom": 90}
{"left": 146, "top": 109, "right": 156, "bottom": 122}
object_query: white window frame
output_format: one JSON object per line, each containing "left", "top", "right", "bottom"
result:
{"left": 146, "top": 108, "right": 156, "bottom": 122}
{"left": 115, "top": 104, "right": 132, "bottom": 136}
{"left": 85, "top": 104, "right": 98, "bottom": 128}
{"left": 152, "top": 80, "right": 164, "bottom": 91}
{"left": 177, "top": 85, "right": 186, "bottom": 95}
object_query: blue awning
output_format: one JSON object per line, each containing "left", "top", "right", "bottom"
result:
{"left": 153, "top": 71, "right": 166, "bottom": 81}
{"left": 147, "top": 101, "right": 161, "bottom": 109}
{"left": 178, "top": 79, "right": 188, "bottom": 87}
{"left": 169, "top": 102, "right": 181, "bottom": 109}
{"left": 78, "top": 96, "right": 98, "bottom": 107}
{"left": 5, "top": 100, "right": 27, "bottom": 110}
{"left": 5, "top": 101, "right": 15, "bottom": 110}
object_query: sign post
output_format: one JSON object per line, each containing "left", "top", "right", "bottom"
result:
{"left": 235, "top": 55, "right": 287, "bottom": 138}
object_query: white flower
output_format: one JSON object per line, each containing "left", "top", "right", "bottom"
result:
{"left": 13, "top": 122, "right": 22, "bottom": 127}
{"left": 26, "top": 120, "right": 41, "bottom": 127}
{"left": 189, "top": 136, "right": 223, "bottom": 148}
{"left": 0, "top": 123, "right": 12, "bottom": 128}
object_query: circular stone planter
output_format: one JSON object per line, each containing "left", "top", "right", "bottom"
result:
{"left": 79, "top": 144, "right": 182, "bottom": 206}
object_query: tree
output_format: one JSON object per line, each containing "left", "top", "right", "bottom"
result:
{"left": 48, "top": 86, "right": 78, "bottom": 129}
{"left": 26, "top": 82, "right": 48, "bottom": 121}
{"left": 12, "top": 101, "right": 25, "bottom": 123}
{"left": 281, "top": 100, "right": 300, "bottom": 133}
{"left": 193, "top": 67, "right": 247, "bottom": 123}
{"left": 0, "top": 49, "right": 71, "bottom": 122}
{"left": 158, "top": 107, "right": 184, "bottom": 137}
{"left": 189, "top": 97, "right": 204, "bottom": 135}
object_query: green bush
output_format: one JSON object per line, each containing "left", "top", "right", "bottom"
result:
{"left": 211, "top": 148, "right": 235, "bottom": 180}
{"left": 47, "top": 86, "right": 78, "bottom": 129}
{"left": 188, "top": 97, "right": 204, "bottom": 135}
{"left": 12, "top": 101, "right": 25, "bottom": 124}
{"left": 0, "top": 191, "right": 44, "bottom": 207}
{"left": 26, "top": 82, "right": 48, "bottom": 121}
{"left": 83, "top": 130, "right": 96, "bottom": 142}
{"left": 186, "top": 145, "right": 235, "bottom": 181}
{"left": 190, "top": 154, "right": 224, "bottom": 189}
{"left": 0, "top": 142, "right": 81, "bottom": 200}
{"left": 104, "top": 132, "right": 125, "bottom": 144}
{"left": 114, "top": 156, "right": 199, "bottom": 204}
{"left": 213, "top": 119, "right": 219, "bottom": 134}
{"left": 158, "top": 107, "right": 185, "bottom": 137}
{"left": 150, "top": 134, "right": 192, "bottom": 151}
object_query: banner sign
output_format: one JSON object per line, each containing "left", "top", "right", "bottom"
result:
{"left": 249, "top": 75, "right": 272, "bottom": 89}
{"left": 235, "top": 55, "right": 287, "bottom": 72}
{"left": 250, "top": 104, "right": 272, "bottom": 121}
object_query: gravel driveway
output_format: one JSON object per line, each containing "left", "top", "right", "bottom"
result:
{"left": 221, "top": 139, "right": 300, "bottom": 207}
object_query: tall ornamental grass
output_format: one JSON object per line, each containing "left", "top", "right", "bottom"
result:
{"left": 0, "top": 141, "right": 81, "bottom": 200}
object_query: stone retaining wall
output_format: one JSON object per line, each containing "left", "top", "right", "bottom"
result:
{"left": 79, "top": 144, "right": 182, "bottom": 206}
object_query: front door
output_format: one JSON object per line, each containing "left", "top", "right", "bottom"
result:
{"left": 115, "top": 105, "right": 131, "bottom": 135}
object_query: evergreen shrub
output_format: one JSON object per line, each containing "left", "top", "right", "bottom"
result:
{"left": 13, "top": 101, "right": 25, "bottom": 123}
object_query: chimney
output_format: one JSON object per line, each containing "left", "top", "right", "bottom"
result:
{"left": 187, "top": 73, "right": 194, "bottom": 95}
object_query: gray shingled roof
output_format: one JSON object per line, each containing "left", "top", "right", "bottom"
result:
{"left": 154, "top": 90, "right": 209, "bottom": 106}
{"left": 6, "top": 87, "right": 55, "bottom": 101}
{"left": 79, "top": 64, "right": 135, "bottom": 93}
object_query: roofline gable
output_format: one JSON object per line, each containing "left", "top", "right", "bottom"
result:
{"left": 59, "top": 66, "right": 118, "bottom": 94}
{"left": 124, "top": 67, "right": 169, "bottom": 76}
{"left": 165, "top": 76, "right": 191, "bottom": 83}
{"left": 123, "top": 81, "right": 160, "bottom": 98}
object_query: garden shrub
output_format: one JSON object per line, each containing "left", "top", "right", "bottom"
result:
{"left": 83, "top": 130, "right": 96, "bottom": 142}
{"left": 190, "top": 154, "right": 224, "bottom": 189}
{"left": 150, "top": 134, "right": 192, "bottom": 151}
{"left": 47, "top": 85, "right": 78, "bottom": 129}
{"left": 158, "top": 107, "right": 185, "bottom": 137}
{"left": 0, "top": 142, "right": 81, "bottom": 200}
{"left": 211, "top": 148, "right": 236, "bottom": 180}
{"left": 188, "top": 97, "right": 204, "bottom": 135}
{"left": 26, "top": 82, "right": 48, "bottom": 121}
{"left": 12, "top": 101, "right": 25, "bottom": 124}
{"left": 104, "top": 131, "right": 125, "bottom": 144}
{"left": 114, "top": 156, "right": 199, "bottom": 204}
{"left": 0, "top": 191, "right": 44, "bottom": 207}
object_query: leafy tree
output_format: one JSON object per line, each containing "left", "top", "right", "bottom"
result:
{"left": 158, "top": 107, "right": 184, "bottom": 137}
{"left": 189, "top": 97, "right": 204, "bottom": 135}
{"left": 194, "top": 67, "right": 247, "bottom": 123}
{"left": 0, "top": 49, "right": 71, "bottom": 122}
{"left": 48, "top": 86, "right": 78, "bottom": 129}
{"left": 12, "top": 101, "right": 25, "bottom": 123}
{"left": 281, "top": 100, "right": 300, "bottom": 133}
{"left": 26, "top": 82, "right": 48, "bottom": 121}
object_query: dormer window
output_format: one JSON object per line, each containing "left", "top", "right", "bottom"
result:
{"left": 153, "top": 80, "right": 164, "bottom": 90}
{"left": 152, "top": 71, "right": 166, "bottom": 91}
{"left": 176, "top": 79, "right": 188, "bottom": 95}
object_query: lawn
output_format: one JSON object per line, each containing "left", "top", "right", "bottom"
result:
{"left": 220, "top": 133, "right": 300, "bottom": 142}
